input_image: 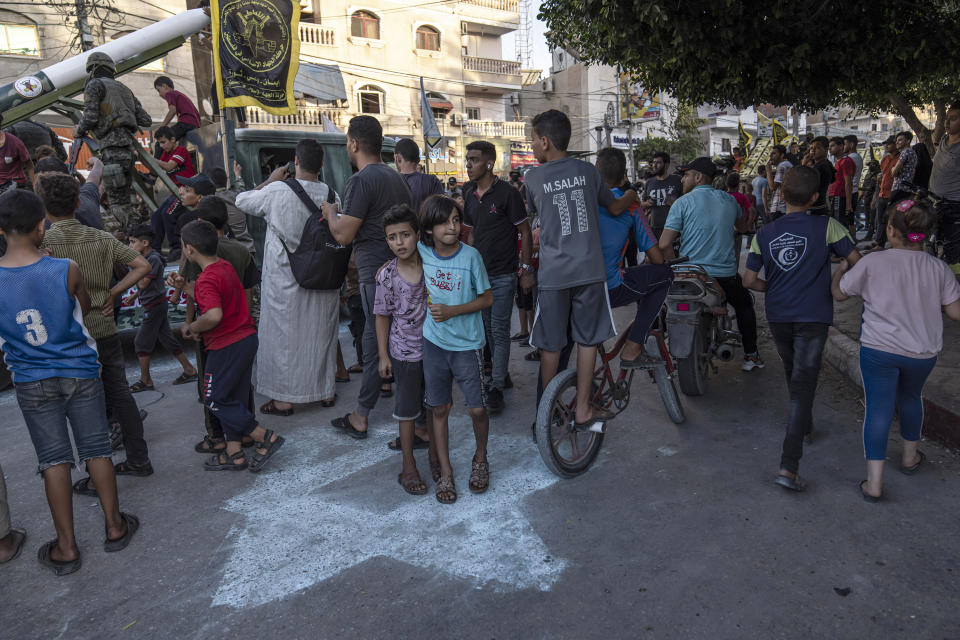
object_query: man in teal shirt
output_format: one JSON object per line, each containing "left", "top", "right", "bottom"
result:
{"left": 658, "top": 157, "right": 764, "bottom": 371}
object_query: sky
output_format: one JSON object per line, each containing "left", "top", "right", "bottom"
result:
{"left": 501, "top": 10, "right": 551, "bottom": 74}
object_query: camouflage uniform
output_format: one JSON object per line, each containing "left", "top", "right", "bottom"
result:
{"left": 76, "top": 56, "right": 152, "bottom": 234}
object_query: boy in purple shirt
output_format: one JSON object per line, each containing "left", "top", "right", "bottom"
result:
{"left": 372, "top": 205, "right": 430, "bottom": 495}
{"left": 153, "top": 76, "right": 201, "bottom": 142}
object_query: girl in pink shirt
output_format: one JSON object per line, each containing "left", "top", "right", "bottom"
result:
{"left": 832, "top": 200, "right": 960, "bottom": 502}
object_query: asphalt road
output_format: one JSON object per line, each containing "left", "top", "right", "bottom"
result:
{"left": 0, "top": 315, "right": 958, "bottom": 640}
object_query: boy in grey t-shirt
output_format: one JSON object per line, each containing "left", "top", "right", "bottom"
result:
{"left": 525, "top": 110, "right": 637, "bottom": 430}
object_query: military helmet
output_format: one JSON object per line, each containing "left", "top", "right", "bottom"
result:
{"left": 85, "top": 51, "right": 116, "bottom": 74}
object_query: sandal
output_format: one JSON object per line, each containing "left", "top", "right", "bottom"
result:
{"left": 104, "top": 512, "right": 139, "bottom": 552}
{"left": 320, "top": 394, "right": 337, "bottom": 408}
{"left": 397, "top": 472, "right": 428, "bottom": 496}
{"left": 859, "top": 480, "right": 882, "bottom": 503}
{"left": 0, "top": 528, "right": 26, "bottom": 564}
{"left": 469, "top": 459, "right": 490, "bottom": 494}
{"left": 388, "top": 434, "right": 430, "bottom": 451}
{"left": 348, "top": 363, "right": 363, "bottom": 374}
{"left": 524, "top": 350, "right": 541, "bottom": 361}
{"left": 899, "top": 450, "right": 926, "bottom": 475}
{"left": 331, "top": 414, "right": 368, "bottom": 440}
{"left": 774, "top": 474, "right": 807, "bottom": 492}
{"left": 260, "top": 400, "right": 293, "bottom": 417}
{"left": 572, "top": 405, "right": 616, "bottom": 430}
{"left": 204, "top": 450, "right": 248, "bottom": 471}
{"left": 172, "top": 372, "right": 198, "bottom": 385}
{"left": 37, "top": 539, "right": 81, "bottom": 576}
{"left": 114, "top": 460, "right": 154, "bottom": 477}
{"left": 72, "top": 476, "right": 98, "bottom": 497}
{"left": 249, "top": 430, "right": 285, "bottom": 473}
{"left": 429, "top": 458, "right": 442, "bottom": 483}
{"left": 335, "top": 375, "right": 350, "bottom": 383}
{"left": 129, "top": 380, "right": 154, "bottom": 393}
{"left": 435, "top": 476, "right": 457, "bottom": 504}
{"left": 194, "top": 436, "right": 226, "bottom": 454}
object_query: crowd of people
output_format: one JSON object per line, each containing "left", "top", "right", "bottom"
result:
{"left": 0, "top": 99, "right": 958, "bottom": 576}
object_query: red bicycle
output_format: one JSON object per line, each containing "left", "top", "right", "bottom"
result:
{"left": 535, "top": 265, "right": 687, "bottom": 478}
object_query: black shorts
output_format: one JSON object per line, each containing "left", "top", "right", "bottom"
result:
{"left": 531, "top": 282, "right": 616, "bottom": 352}
{"left": 390, "top": 357, "right": 424, "bottom": 421}
{"left": 133, "top": 301, "right": 183, "bottom": 357}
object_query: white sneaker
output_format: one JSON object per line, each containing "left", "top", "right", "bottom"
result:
{"left": 742, "top": 354, "right": 766, "bottom": 371}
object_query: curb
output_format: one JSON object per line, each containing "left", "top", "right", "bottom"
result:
{"left": 821, "top": 327, "right": 960, "bottom": 450}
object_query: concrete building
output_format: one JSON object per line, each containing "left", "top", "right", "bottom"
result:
{"left": 516, "top": 46, "right": 677, "bottom": 177}
{"left": 0, "top": 0, "right": 199, "bottom": 127}
{"left": 241, "top": 0, "right": 530, "bottom": 178}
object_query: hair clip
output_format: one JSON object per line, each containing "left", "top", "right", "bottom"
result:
{"left": 907, "top": 232, "right": 926, "bottom": 242}
{"left": 896, "top": 199, "right": 915, "bottom": 212}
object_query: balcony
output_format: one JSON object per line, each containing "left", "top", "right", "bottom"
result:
{"left": 299, "top": 23, "right": 335, "bottom": 56}
{"left": 458, "top": 0, "right": 519, "bottom": 35}
{"left": 463, "top": 120, "right": 527, "bottom": 139}
{"left": 462, "top": 56, "right": 522, "bottom": 90}
{"left": 244, "top": 106, "right": 345, "bottom": 129}
{"left": 462, "top": 0, "right": 518, "bottom": 11}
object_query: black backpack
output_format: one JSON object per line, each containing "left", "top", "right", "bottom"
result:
{"left": 278, "top": 178, "right": 352, "bottom": 290}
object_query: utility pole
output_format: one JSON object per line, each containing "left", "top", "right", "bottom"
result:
{"left": 75, "top": 0, "right": 95, "bottom": 51}
{"left": 627, "top": 119, "right": 635, "bottom": 182}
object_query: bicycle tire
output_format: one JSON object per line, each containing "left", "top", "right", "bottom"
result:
{"left": 653, "top": 364, "right": 685, "bottom": 424}
{"left": 535, "top": 369, "right": 604, "bottom": 478}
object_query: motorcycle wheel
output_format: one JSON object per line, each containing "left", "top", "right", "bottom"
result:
{"left": 677, "top": 319, "right": 709, "bottom": 396}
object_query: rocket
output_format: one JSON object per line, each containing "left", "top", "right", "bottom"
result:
{"left": 0, "top": 8, "right": 210, "bottom": 121}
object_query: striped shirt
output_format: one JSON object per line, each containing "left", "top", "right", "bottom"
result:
{"left": 42, "top": 219, "right": 140, "bottom": 339}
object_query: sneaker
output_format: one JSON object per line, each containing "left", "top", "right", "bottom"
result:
{"left": 742, "top": 353, "right": 766, "bottom": 371}
{"left": 487, "top": 387, "right": 504, "bottom": 415}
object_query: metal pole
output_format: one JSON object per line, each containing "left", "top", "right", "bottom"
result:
{"left": 627, "top": 120, "right": 635, "bottom": 182}
{"left": 219, "top": 108, "right": 231, "bottom": 186}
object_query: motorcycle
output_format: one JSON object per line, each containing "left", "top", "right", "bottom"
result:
{"left": 664, "top": 263, "right": 741, "bottom": 396}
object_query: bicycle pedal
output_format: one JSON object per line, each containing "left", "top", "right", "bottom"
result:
{"left": 573, "top": 420, "right": 606, "bottom": 434}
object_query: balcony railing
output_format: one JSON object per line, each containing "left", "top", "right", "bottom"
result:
{"left": 463, "top": 120, "right": 527, "bottom": 139}
{"left": 244, "top": 106, "right": 345, "bottom": 128}
{"left": 299, "top": 23, "right": 335, "bottom": 47}
{"left": 462, "top": 56, "right": 521, "bottom": 76}
{"left": 461, "top": 0, "right": 519, "bottom": 11}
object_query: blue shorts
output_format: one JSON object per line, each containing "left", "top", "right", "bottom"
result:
{"left": 16, "top": 377, "right": 114, "bottom": 473}
{"left": 422, "top": 339, "right": 486, "bottom": 409}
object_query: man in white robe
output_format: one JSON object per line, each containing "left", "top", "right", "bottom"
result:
{"left": 236, "top": 140, "right": 340, "bottom": 414}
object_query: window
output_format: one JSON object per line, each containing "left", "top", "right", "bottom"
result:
{"left": 721, "top": 138, "right": 731, "bottom": 152}
{"left": 871, "top": 123, "right": 878, "bottom": 131}
{"left": 431, "top": 107, "right": 445, "bottom": 120}
{"left": 351, "top": 11, "right": 379, "bottom": 39}
{"left": 466, "top": 107, "right": 481, "bottom": 120}
{"left": 416, "top": 25, "right": 440, "bottom": 51}
{"left": 0, "top": 23, "right": 39, "bottom": 56}
{"left": 881, "top": 123, "right": 889, "bottom": 131}
{"left": 357, "top": 84, "right": 384, "bottom": 114}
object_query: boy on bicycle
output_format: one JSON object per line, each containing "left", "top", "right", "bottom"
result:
{"left": 595, "top": 148, "right": 674, "bottom": 368}
{"left": 524, "top": 110, "right": 638, "bottom": 429}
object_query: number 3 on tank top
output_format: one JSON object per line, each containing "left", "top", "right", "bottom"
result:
{"left": 16, "top": 308, "right": 48, "bottom": 346}
{"left": 552, "top": 189, "right": 588, "bottom": 236}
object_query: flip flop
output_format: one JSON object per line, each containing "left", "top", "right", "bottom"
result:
{"left": 172, "top": 372, "right": 198, "bottom": 385}
{"left": 397, "top": 473, "right": 428, "bottom": 495}
{"left": 335, "top": 375, "right": 350, "bottom": 383}
{"left": 260, "top": 401, "right": 293, "bottom": 417}
{"left": 859, "top": 480, "right": 882, "bottom": 503}
{"left": 320, "top": 394, "right": 337, "bottom": 408}
{"left": 774, "top": 474, "right": 807, "bottom": 492}
{"left": 37, "top": 540, "right": 81, "bottom": 576}
{"left": 0, "top": 528, "right": 26, "bottom": 564}
{"left": 899, "top": 450, "right": 926, "bottom": 475}
{"left": 524, "top": 350, "right": 541, "bottom": 361}
{"left": 331, "top": 414, "right": 368, "bottom": 440}
{"left": 129, "top": 380, "right": 154, "bottom": 393}
{"left": 388, "top": 435, "right": 430, "bottom": 451}
{"left": 348, "top": 364, "right": 363, "bottom": 374}
{"left": 72, "top": 476, "right": 98, "bottom": 497}
{"left": 104, "top": 512, "right": 139, "bottom": 552}
{"left": 114, "top": 461, "right": 154, "bottom": 477}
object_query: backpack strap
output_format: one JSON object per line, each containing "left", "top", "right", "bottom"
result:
{"left": 282, "top": 177, "right": 337, "bottom": 215}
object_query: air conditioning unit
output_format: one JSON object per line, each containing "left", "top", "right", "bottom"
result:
{"left": 509, "top": 94, "right": 520, "bottom": 106}
{"left": 542, "top": 77, "right": 554, "bottom": 93}
{"left": 451, "top": 113, "right": 467, "bottom": 126}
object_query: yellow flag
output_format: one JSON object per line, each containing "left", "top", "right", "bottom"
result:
{"left": 212, "top": 0, "right": 301, "bottom": 116}
{"left": 772, "top": 118, "right": 788, "bottom": 146}
{"left": 738, "top": 119, "right": 753, "bottom": 161}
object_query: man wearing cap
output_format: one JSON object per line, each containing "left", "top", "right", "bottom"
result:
{"left": 151, "top": 173, "right": 215, "bottom": 261}
{"left": 75, "top": 52, "right": 152, "bottom": 235}
{"left": 658, "top": 157, "right": 764, "bottom": 371}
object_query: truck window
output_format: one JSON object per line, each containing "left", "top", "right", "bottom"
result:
{"left": 258, "top": 147, "right": 296, "bottom": 183}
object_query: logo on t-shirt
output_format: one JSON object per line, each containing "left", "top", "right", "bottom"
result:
{"left": 770, "top": 232, "right": 806, "bottom": 272}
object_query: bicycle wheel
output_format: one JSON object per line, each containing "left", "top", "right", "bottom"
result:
{"left": 653, "top": 364, "right": 685, "bottom": 424}
{"left": 535, "top": 369, "right": 604, "bottom": 478}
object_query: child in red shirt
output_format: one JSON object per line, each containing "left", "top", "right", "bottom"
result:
{"left": 179, "top": 220, "right": 285, "bottom": 472}
{"left": 155, "top": 126, "right": 196, "bottom": 186}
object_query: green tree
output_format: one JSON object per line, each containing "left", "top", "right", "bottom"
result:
{"left": 539, "top": 0, "right": 960, "bottom": 153}
{"left": 633, "top": 103, "right": 704, "bottom": 165}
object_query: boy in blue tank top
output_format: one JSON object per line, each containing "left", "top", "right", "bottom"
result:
{"left": 0, "top": 190, "right": 138, "bottom": 576}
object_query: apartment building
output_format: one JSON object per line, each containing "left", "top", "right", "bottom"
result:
{"left": 0, "top": 0, "right": 198, "bottom": 127}
{"left": 244, "top": 0, "right": 529, "bottom": 177}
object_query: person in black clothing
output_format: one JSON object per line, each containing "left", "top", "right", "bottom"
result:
{"left": 461, "top": 140, "right": 535, "bottom": 414}
{"left": 395, "top": 138, "right": 444, "bottom": 213}
{"left": 803, "top": 136, "right": 834, "bottom": 215}
{"left": 642, "top": 151, "right": 682, "bottom": 238}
